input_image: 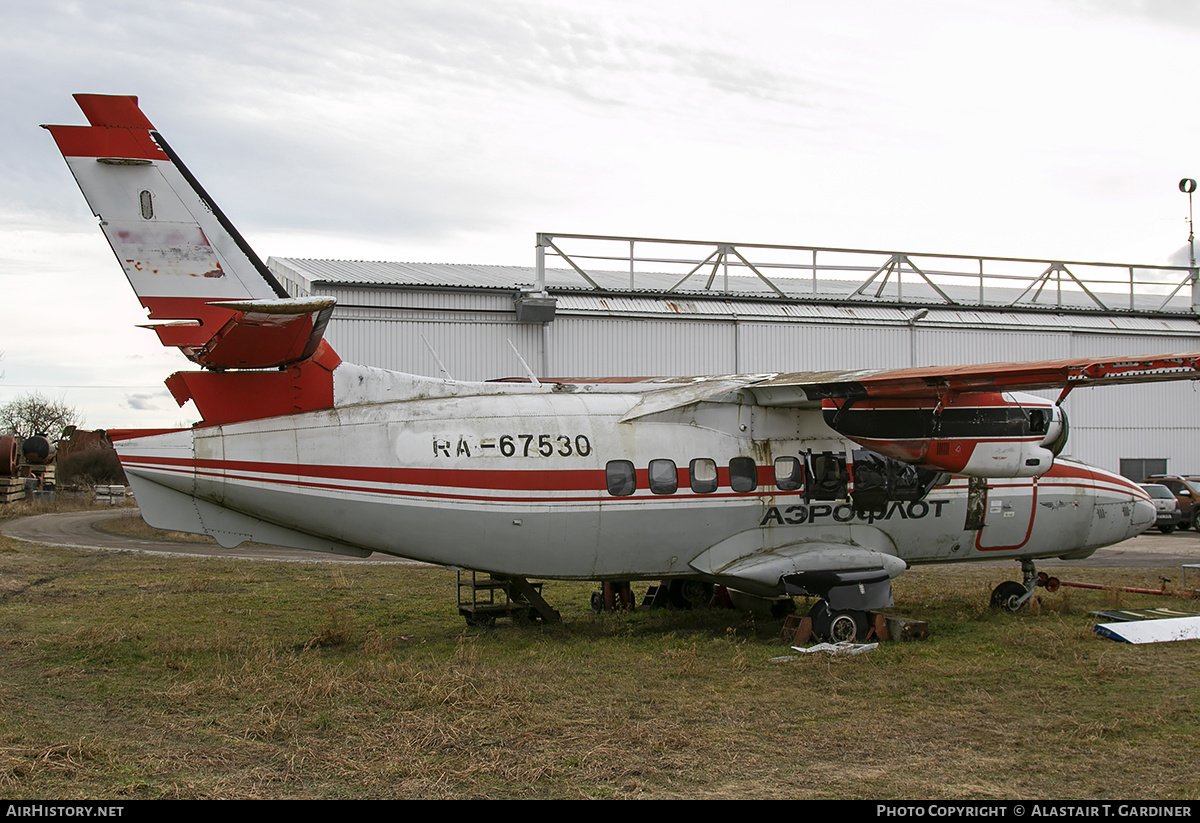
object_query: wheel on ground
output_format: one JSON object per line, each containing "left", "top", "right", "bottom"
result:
{"left": 1159, "top": 524, "right": 1177, "bottom": 534}
{"left": 827, "top": 610, "right": 867, "bottom": 643}
{"left": 668, "top": 580, "right": 714, "bottom": 610}
{"left": 990, "top": 580, "right": 1027, "bottom": 612}
{"left": 1179, "top": 516, "right": 1190, "bottom": 531}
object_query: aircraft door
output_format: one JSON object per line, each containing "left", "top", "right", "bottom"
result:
{"left": 975, "top": 479, "right": 1037, "bottom": 550}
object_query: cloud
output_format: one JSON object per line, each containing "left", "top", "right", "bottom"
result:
{"left": 124, "top": 393, "right": 164, "bottom": 411}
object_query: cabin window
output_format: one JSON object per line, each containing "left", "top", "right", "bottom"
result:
{"left": 648, "top": 459, "right": 678, "bottom": 495}
{"left": 729, "top": 457, "right": 758, "bottom": 492}
{"left": 606, "top": 460, "right": 637, "bottom": 496}
{"left": 689, "top": 458, "right": 718, "bottom": 494}
{"left": 1028, "top": 408, "right": 1046, "bottom": 434}
{"left": 139, "top": 189, "right": 154, "bottom": 220}
{"left": 774, "top": 456, "right": 804, "bottom": 491}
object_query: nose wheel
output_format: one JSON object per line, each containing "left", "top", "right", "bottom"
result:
{"left": 990, "top": 558, "right": 1039, "bottom": 612}
{"left": 990, "top": 580, "right": 1028, "bottom": 612}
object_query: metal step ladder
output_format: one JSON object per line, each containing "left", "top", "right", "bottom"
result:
{"left": 456, "top": 571, "right": 560, "bottom": 626}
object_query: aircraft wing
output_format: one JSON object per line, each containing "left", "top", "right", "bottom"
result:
{"left": 747, "top": 352, "right": 1200, "bottom": 405}
{"left": 623, "top": 352, "right": 1200, "bottom": 420}
{"left": 625, "top": 352, "right": 1200, "bottom": 478}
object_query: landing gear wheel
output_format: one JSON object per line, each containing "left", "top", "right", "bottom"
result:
{"left": 668, "top": 580, "right": 713, "bottom": 610}
{"left": 807, "top": 601, "right": 867, "bottom": 642}
{"left": 828, "top": 610, "right": 867, "bottom": 643}
{"left": 990, "top": 581, "right": 1027, "bottom": 613}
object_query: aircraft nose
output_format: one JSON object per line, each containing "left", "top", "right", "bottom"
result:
{"left": 1130, "top": 498, "right": 1156, "bottom": 535}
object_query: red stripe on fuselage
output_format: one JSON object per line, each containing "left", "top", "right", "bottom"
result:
{"left": 116, "top": 453, "right": 1127, "bottom": 508}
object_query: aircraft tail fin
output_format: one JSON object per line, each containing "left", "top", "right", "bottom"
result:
{"left": 44, "top": 94, "right": 337, "bottom": 370}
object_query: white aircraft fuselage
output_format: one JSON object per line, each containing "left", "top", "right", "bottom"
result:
{"left": 114, "top": 363, "right": 1153, "bottom": 599}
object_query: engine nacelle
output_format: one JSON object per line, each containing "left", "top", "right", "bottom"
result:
{"left": 822, "top": 391, "right": 1068, "bottom": 478}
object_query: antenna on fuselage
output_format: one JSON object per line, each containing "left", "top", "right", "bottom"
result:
{"left": 507, "top": 339, "right": 541, "bottom": 387}
{"left": 420, "top": 334, "right": 454, "bottom": 381}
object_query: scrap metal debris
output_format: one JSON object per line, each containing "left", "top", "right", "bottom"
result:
{"left": 791, "top": 641, "right": 879, "bottom": 655}
{"left": 1094, "top": 615, "right": 1200, "bottom": 644}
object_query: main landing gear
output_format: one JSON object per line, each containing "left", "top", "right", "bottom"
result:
{"left": 990, "top": 558, "right": 1039, "bottom": 613}
{"left": 806, "top": 600, "right": 869, "bottom": 643}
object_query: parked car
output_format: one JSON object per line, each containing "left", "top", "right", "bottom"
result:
{"left": 1139, "top": 483, "right": 1183, "bottom": 533}
{"left": 1146, "top": 475, "right": 1200, "bottom": 529}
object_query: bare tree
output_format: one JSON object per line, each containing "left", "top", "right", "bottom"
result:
{"left": 0, "top": 393, "right": 80, "bottom": 438}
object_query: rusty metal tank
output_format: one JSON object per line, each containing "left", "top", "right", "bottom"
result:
{"left": 0, "top": 435, "right": 16, "bottom": 476}
{"left": 20, "top": 434, "right": 57, "bottom": 465}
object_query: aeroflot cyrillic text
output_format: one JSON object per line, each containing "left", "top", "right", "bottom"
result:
{"left": 761, "top": 499, "right": 949, "bottom": 526}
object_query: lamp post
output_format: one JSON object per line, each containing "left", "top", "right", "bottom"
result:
{"left": 1182, "top": 178, "right": 1197, "bottom": 310}
{"left": 1181, "top": 178, "right": 1196, "bottom": 267}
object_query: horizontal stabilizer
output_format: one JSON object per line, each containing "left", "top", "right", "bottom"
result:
{"left": 190, "top": 297, "right": 337, "bottom": 370}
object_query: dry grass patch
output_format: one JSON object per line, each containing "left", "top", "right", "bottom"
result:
{"left": 0, "top": 534, "right": 1197, "bottom": 798}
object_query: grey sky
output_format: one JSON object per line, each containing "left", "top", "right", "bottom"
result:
{"left": 3, "top": 0, "right": 1198, "bottom": 427}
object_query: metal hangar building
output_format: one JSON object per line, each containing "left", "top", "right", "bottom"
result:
{"left": 268, "top": 234, "right": 1200, "bottom": 480}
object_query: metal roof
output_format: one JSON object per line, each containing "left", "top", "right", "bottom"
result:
{"left": 270, "top": 257, "right": 1200, "bottom": 330}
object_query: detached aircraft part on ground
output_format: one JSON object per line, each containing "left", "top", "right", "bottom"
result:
{"left": 44, "top": 94, "right": 1200, "bottom": 637}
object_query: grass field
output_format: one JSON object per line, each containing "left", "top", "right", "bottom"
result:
{"left": 1, "top": 501, "right": 1198, "bottom": 799}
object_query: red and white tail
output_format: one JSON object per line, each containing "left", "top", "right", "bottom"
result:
{"left": 46, "top": 94, "right": 340, "bottom": 425}
{"left": 44, "top": 94, "right": 336, "bottom": 366}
